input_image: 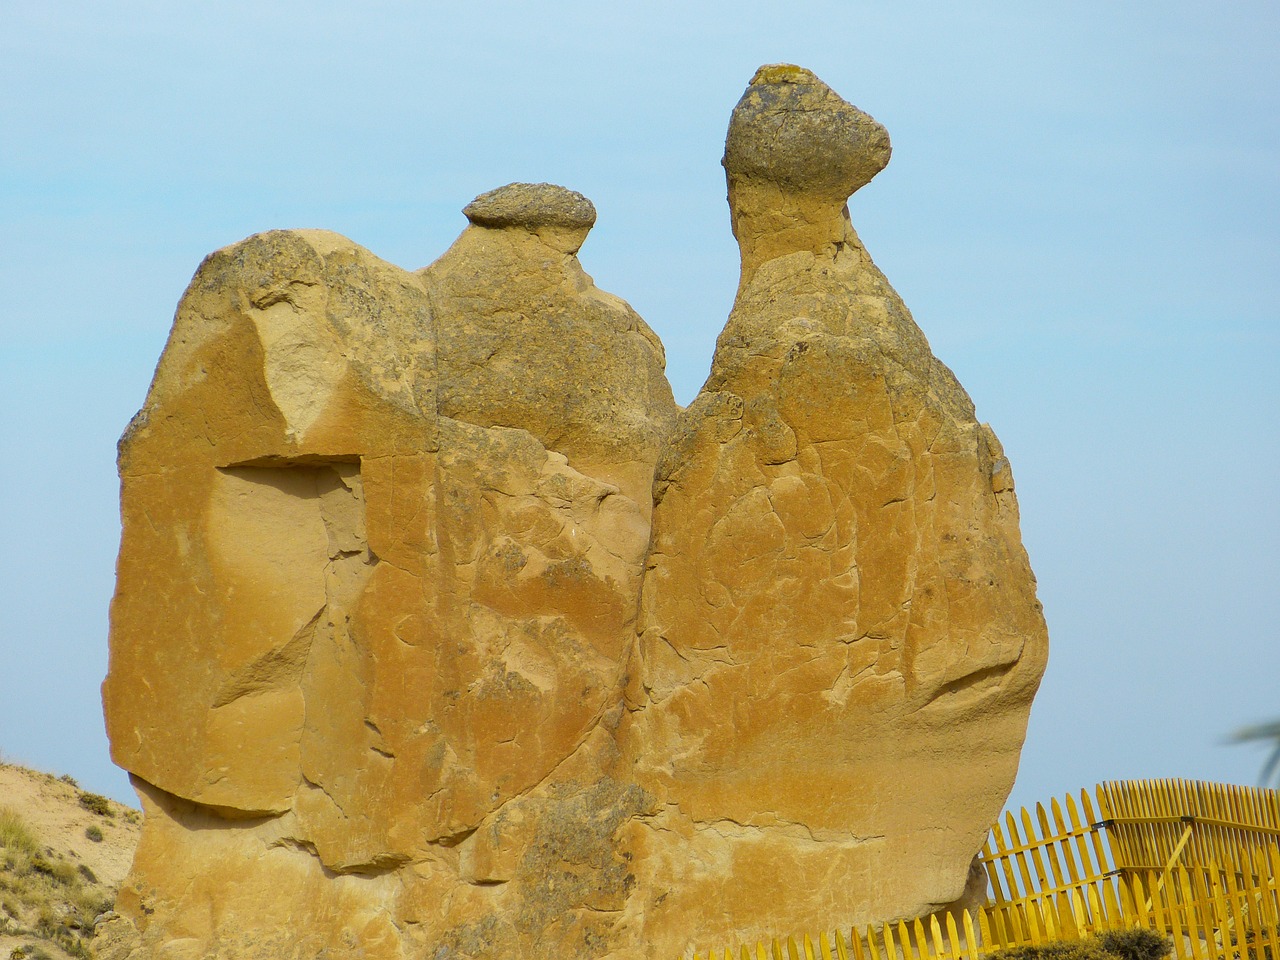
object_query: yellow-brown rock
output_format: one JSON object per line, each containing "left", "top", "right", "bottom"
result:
{"left": 101, "top": 72, "right": 1047, "bottom": 960}
{"left": 616, "top": 64, "right": 1048, "bottom": 956}
{"left": 102, "top": 188, "right": 676, "bottom": 959}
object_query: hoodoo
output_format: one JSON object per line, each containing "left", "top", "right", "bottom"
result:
{"left": 99, "top": 66, "right": 1047, "bottom": 960}
{"left": 615, "top": 64, "right": 1048, "bottom": 955}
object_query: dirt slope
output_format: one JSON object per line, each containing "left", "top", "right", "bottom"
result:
{"left": 0, "top": 761, "right": 140, "bottom": 959}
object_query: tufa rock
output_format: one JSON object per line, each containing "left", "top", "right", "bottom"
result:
{"left": 103, "top": 200, "right": 676, "bottom": 959}
{"left": 723, "top": 63, "right": 892, "bottom": 198}
{"left": 616, "top": 64, "right": 1047, "bottom": 955}
{"left": 101, "top": 64, "right": 1047, "bottom": 960}
{"left": 464, "top": 182, "right": 597, "bottom": 231}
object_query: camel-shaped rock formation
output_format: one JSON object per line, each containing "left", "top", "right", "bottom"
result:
{"left": 99, "top": 65, "right": 1048, "bottom": 960}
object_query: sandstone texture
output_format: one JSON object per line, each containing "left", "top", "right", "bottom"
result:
{"left": 102, "top": 68, "right": 1047, "bottom": 960}
{"left": 616, "top": 65, "right": 1048, "bottom": 953}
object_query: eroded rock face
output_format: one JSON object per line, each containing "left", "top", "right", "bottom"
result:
{"left": 613, "top": 65, "right": 1048, "bottom": 956}
{"left": 102, "top": 189, "right": 676, "bottom": 959}
{"left": 102, "top": 71, "right": 1046, "bottom": 960}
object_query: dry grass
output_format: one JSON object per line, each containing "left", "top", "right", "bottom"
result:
{"left": 0, "top": 805, "right": 113, "bottom": 958}
{"left": 0, "top": 810, "right": 39, "bottom": 859}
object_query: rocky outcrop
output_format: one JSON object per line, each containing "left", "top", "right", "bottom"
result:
{"left": 101, "top": 68, "right": 1046, "bottom": 960}
{"left": 615, "top": 65, "right": 1048, "bottom": 955}
{"left": 102, "top": 189, "right": 677, "bottom": 959}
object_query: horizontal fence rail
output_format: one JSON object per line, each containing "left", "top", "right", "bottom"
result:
{"left": 1098, "top": 779, "right": 1280, "bottom": 877}
{"left": 679, "top": 780, "right": 1280, "bottom": 960}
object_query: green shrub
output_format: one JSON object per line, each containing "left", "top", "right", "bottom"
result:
{"left": 28, "top": 854, "right": 54, "bottom": 877}
{"left": 1094, "top": 929, "right": 1173, "bottom": 960}
{"left": 76, "top": 793, "right": 113, "bottom": 818}
{"left": 989, "top": 940, "right": 1110, "bottom": 960}
{"left": 33, "top": 904, "right": 59, "bottom": 937}
{"left": 26, "top": 855, "right": 76, "bottom": 888}
{"left": 990, "top": 930, "right": 1172, "bottom": 960}
{"left": 84, "top": 825, "right": 103, "bottom": 843}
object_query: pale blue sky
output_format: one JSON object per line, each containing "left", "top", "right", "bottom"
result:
{"left": 1, "top": 1, "right": 1276, "bottom": 817}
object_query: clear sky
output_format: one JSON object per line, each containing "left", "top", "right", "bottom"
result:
{"left": 1, "top": 1, "right": 1276, "bottom": 817}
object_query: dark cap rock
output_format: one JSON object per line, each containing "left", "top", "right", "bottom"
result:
{"left": 723, "top": 64, "right": 891, "bottom": 199}
{"left": 463, "top": 182, "right": 597, "bottom": 231}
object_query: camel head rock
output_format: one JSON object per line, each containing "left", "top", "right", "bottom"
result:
{"left": 618, "top": 64, "right": 1048, "bottom": 953}
{"left": 99, "top": 65, "right": 1047, "bottom": 960}
{"left": 723, "top": 64, "right": 891, "bottom": 277}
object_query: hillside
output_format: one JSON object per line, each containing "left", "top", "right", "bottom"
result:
{"left": 0, "top": 762, "right": 140, "bottom": 959}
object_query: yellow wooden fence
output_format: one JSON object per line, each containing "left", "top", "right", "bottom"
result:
{"left": 680, "top": 780, "right": 1280, "bottom": 960}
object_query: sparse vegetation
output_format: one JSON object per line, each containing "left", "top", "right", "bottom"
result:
{"left": 83, "top": 825, "right": 102, "bottom": 843}
{"left": 1093, "top": 929, "right": 1174, "bottom": 960}
{"left": 0, "top": 810, "right": 39, "bottom": 860}
{"left": 0, "top": 804, "right": 112, "bottom": 958}
{"left": 75, "top": 792, "right": 113, "bottom": 818}
{"left": 989, "top": 930, "right": 1172, "bottom": 960}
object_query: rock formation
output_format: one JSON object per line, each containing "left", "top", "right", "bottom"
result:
{"left": 100, "top": 66, "right": 1047, "bottom": 960}
{"left": 614, "top": 65, "right": 1048, "bottom": 953}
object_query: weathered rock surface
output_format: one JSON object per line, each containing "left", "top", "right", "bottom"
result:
{"left": 102, "top": 188, "right": 677, "bottom": 959}
{"left": 102, "top": 69, "right": 1047, "bottom": 960}
{"left": 615, "top": 65, "right": 1048, "bottom": 955}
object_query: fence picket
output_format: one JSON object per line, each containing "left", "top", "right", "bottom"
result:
{"left": 988, "top": 821, "right": 1015, "bottom": 902}
{"left": 865, "top": 926, "right": 883, "bottom": 960}
{"left": 677, "top": 780, "right": 1277, "bottom": 960}
{"left": 1244, "top": 850, "right": 1280, "bottom": 960}
{"left": 1177, "top": 866, "right": 1208, "bottom": 960}
{"left": 896, "top": 920, "right": 915, "bottom": 960}
{"left": 849, "top": 927, "right": 866, "bottom": 960}
{"left": 961, "top": 910, "right": 979, "bottom": 960}
{"left": 1021, "top": 807, "right": 1052, "bottom": 896}
{"left": 1205, "top": 865, "right": 1233, "bottom": 960}
{"left": 912, "top": 917, "right": 929, "bottom": 960}
{"left": 1049, "top": 797, "right": 1083, "bottom": 887}
{"left": 1035, "top": 802, "right": 1066, "bottom": 892}
{"left": 1147, "top": 871, "right": 1171, "bottom": 943}
{"left": 882, "top": 922, "right": 900, "bottom": 960}
{"left": 976, "top": 908, "right": 995, "bottom": 951}
{"left": 929, "top": 913, "right": 945, "bottom": 956}
{"left": 941, "top": 911, "right": 960, "bottom": 960}
{"left": 1221, "top": 866, "right": 1247, "bottom": 954}
{"left": 1002, "top": 811, "right": 1033, "bottom": 903}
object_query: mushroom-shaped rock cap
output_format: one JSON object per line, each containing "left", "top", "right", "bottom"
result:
{"left": 724, "top": 64, "right": 891, "bottom": 199}
{"left": 463, "top": 182, "right": 597, "bottom": 231}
